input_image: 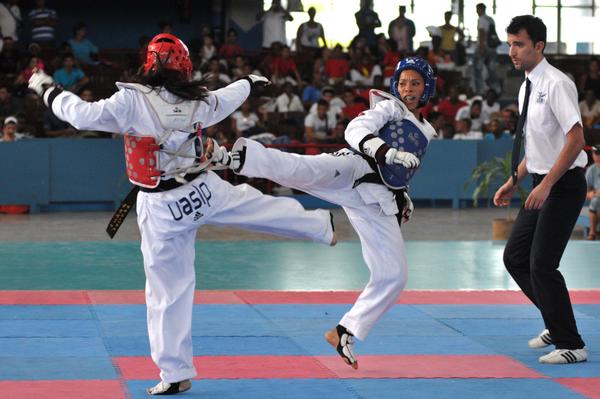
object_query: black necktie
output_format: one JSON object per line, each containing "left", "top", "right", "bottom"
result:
{"left": 511, "top": 77, "right": 531, "bottom": 186}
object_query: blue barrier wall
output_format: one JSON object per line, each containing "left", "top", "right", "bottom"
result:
{"left": 0, "top": 139, "right": 525, "bottom": 212}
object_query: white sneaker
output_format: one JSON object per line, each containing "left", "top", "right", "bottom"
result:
{"left": 146, "top": 379, "right": 191, "bottom": 395}
{"left": 528, "top": 329, "right": 553, "bottom": 348}
{"left": 539, "top": 348, "right": 587, "bottom": 364}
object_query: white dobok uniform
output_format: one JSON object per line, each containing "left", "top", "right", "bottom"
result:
{"left": 234, "top": 93, "right": 436, "bottom": 340}
{"left": 47, "top": 79, "right": 335, "bottom": 383}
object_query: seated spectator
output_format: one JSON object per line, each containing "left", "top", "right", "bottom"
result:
{"left": 274, "top": 82, "right": 304, "bottom": 113}
{"left": 453, "top": 118, "right": 483, "bottom": 140}
{"left": 199, "top": 34, "right": 217, "bottom": 67}
{"left": 28, "top": 0, "right": 58, "bottom": 45}
{"left": 0, "top": 36, "right": 21, "bottom": 78}
{"left": 437, "top": 86, "right": 468, "bottom": 124}
{"left": 229, "top": 55, "right": 247, "bottom": 79}
{"left": 194, "top": 57, "right": 231, "bottom": 90}
{"left": 53, "top": 55, "right": 89, "bottom": 92}
{"left": 324, "top": 44, "right": 350, "bottom": 86}
{"left": 0, "top": 115, "right": 27, "bottom": 141}
{"left": 304, "top": 99, "right": 337, "bottom": 144}
{"left": 455, "top": 99, "right": 484, "bottom": 132}
{"left": 231, "top": 101, "right": 265, "bottom": 138}
{"left": 481, "top": 89, "right": 500, "bottom": 126}
{"left": 219, "top": 29, "right": 244, "bottom": 59}
{"left": 579, "top": 89, "right": 600, "bottom": 128}
{"left": 585, "top": 146, "right": 600, "bottom": 240}
{"left": 0, "top": 84, "right": 19, "bottom": 119}
{"left": 500, "top": 106, "right": 518, "bottom": 135}
{"left": 271, "top": 45, "right": 302, "bottom": 86}
{"left": 68, "top": 23, "right": 99, "bottom": 65}
{"left": 484, "top": 115, "right": 511, "bottom": 140}
{"left": 14, "top": 56, "right": 45, "bottom": 86}
{"left": 302, "top": 72, "right": 323, "bottom": 105}
{"left": 309, "top": 86, "right": 343, "bottom": 118}
{"left": 341, "top": 95, "right": 368, "bottom": 121}
{"left": 349, "top": 54, "right": 382, "bottom": 87}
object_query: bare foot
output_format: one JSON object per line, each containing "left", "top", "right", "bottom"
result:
{"left": 325, "top": 326, "right": 358, "bottom": 369}
{"left": 587, "top": 234, "right": 596, "bottom": 241}
{"left": 330, "top": 232, "right": 337, "bottom": 246}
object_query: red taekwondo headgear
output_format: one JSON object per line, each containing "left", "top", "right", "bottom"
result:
{"left": 143, "top": 33, "right": 193, "bottom": 81}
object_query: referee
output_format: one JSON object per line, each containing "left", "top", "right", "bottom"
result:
{"left": 493, "top": 15, "right": 588, "bottom": 364}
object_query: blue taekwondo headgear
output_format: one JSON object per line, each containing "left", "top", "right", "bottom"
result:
{"left": 390, "top": 56, "right": 436, "bottom": 108}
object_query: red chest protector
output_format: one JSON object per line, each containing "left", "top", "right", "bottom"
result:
{"left": 123, "top": 133, "right": 162, "bottom": 188}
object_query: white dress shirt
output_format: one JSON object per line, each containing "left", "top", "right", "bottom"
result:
{"left": 521, "top": 58, "right": 587, "bottom": 174}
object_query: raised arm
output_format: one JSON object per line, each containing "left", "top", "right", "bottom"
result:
{"left": 199, "top": 75, "right": 268, "bottom": 127}
{"left": 29, "top": 70, "right": 131, "bottom": 133}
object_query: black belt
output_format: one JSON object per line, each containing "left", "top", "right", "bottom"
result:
{"left": 105, "top": 172, "right": 202, "bottom": 238}
{"left": 139, "top": 171, "right": 203, "bottom": 192}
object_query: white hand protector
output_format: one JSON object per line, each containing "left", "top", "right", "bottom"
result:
{"left": 385, "top": 148, "right": 420, "bottom": 169}
{"left": 243, "top": 74, "right": 271, "bottom": 96}
{"left": 401, "top": 191, "right": 414, "bottom": 224}
{"left": 28, "top": 69, "right": 55, "bottom": 97}
{"left": 205, "top": 138, "right": 231, "bottom": 166}
{"left": 246, "top": 74, "right": 270, "bottom": 86}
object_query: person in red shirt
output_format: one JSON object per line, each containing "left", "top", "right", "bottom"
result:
{"left": 436, "top": 85, "right": 467, "bottom": 123}
{"left": 271, "top": 45, "right": 302, "bottom": 86}
{"left": 219, "top": 28, "right": 244, "bottom": 59}
{"left": 324, "top": 44, "right": 350, "bottom": 85}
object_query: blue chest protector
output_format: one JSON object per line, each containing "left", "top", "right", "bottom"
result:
{"left": 376, "top": 118, "right": 429, "bottom": 190}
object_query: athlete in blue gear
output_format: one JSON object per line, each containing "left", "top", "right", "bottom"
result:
{"left": 209, "top": 57, "right": 437, "bottom": 369}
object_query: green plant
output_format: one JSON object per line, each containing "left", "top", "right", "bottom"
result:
{"left": 465, "top": 151, "right": 528, "bottom": 209}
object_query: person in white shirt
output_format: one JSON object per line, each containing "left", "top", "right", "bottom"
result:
{"left": 453, "top": 118, "right": 483, "bottom": 140}
{"left": 211, "top": 56, "right": 437, "bottom": 370}
{"left": 579, "top": 89, "right": 600, "bottom": 128}
{"left": 494, "top": 15, "right": 588, "bottom": 365}
{"left": 455, "top": 100, "right": 484, "bottom": 132}
{"left": 309, "top": 86, "right": 343, "bottom": 119}
{"left": 256, "top": 0, "right": 293, "bottom": 48}
{"left": 29, "top": 33, "right": 336, "bottom": 396}
{"left": 481, "top": 89, "right": 501, "bottom": 125}
{"left": 304, "top": 99, "right": 337, "bottom": 143}
{"left": 231, "top": 100, "right": 265, "bottom": 138}
{"left": 0, "top": 115, "right": 27, "bottom": 141}
{"left": 274, "top": 81, "right": 304, "bottom": 113}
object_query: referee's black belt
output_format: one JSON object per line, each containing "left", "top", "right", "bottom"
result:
{"left": 531, "top": 167, "right": 584, "bottom": 184}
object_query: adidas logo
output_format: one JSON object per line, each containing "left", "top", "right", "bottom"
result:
{"left": 173, "top": 107, "right": 182, "bottom": 113}
{"left": 193, "top": 211, "right": 203, "bottom": 221}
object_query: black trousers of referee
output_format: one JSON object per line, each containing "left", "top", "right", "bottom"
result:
{"left": 503, "top": 167, "right": 587, "bottom": 350}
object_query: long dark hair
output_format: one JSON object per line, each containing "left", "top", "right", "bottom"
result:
{"left": 129, "top": 61, "right": 210, "bottom": 102}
